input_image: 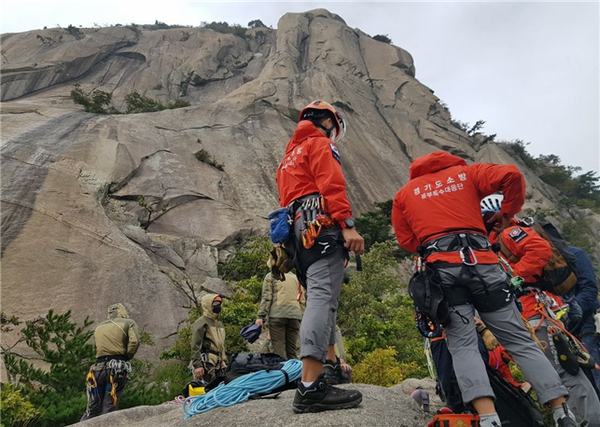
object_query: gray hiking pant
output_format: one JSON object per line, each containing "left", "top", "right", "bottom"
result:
{"left": 529, "top": 318, "right": 600, "bottom": 427}
{"left": 438, "top": 263, "right": 568, "bottom": 405}
{"left": 299, "top": 247, "right": 345, "bottom": 363}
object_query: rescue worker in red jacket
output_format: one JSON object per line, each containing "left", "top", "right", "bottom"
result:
{"left": 392, "top": 151, "right": 577, "bottom": 427}
{"left": 484, "top": 194, "right": 600, "bottom": 427}
{"left": 276, "top": 100, "right": 364, "bottom": 414}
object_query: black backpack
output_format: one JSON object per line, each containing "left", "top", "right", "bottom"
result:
{"left": 486, "top": 364, "right": 548, "bottom": 427}
{"left": 225, "top": 352, "right": 297, "bottom": 398}
{"left": 408, "top": 263, "right": 451, "bottom": 326}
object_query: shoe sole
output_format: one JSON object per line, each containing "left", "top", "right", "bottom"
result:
{"left": 292, "top": 396, "right": 362, "bottom": 414}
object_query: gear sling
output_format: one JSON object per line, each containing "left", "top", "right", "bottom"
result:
{"left": 84, "top": 358, "right": 131, "bottom": 416}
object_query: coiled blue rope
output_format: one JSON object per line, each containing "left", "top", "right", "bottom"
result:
{"left": 183, "top": 359, "right": 303, "bottom": 418}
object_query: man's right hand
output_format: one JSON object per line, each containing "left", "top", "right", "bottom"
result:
{"left": 486, "top": 211, "right": 511, "bottom": 233}
{"left": 342, "top": 228, "right": 365, "bottom": 255}
{"left": 255, "top": 318, "right": 264, "bottom": 327}
{"left": 193, "top": 367, "right": 205, "bottom": 379}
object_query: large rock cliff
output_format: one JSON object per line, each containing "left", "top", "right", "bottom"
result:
{"left": 2, "top": 9, "right": 599, "bottom": 359}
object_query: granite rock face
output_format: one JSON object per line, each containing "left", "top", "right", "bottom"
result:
{"left": 2, "top": 9, "right": 598, "bottom": 360}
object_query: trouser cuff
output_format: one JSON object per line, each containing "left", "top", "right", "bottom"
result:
{"left": 300, "top": 344, "right": 327, "bottom": 363}
{"left": 461, "top": 384, "right": 495, "bottom": 403}
{"left": 537, "top": 384, "right": 569, "bottom": 405}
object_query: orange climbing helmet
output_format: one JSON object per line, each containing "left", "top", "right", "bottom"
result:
{"left": 299, "top": 100, "right": 347, "bottom": 143}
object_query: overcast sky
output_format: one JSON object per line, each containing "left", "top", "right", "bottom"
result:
{"left": 2, "top": 1, "right": 599, "bottom": 175}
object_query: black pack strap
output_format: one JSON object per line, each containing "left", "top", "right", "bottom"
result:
{"left": 97, "top": 354, "right": 127, "bottom": 363}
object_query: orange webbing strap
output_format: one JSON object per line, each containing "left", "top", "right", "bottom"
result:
{"left": 431, "top": 331, "right": 446, "bottom": 342}
{"left": 85, "top": 368, "right": 98, "bottom": 389}
{"left": 521, "top": 315, "right": 546, "bottom": 350}
{"left": 109, "top": 374, "right": 118, "bottom": 406}
{"left": 526, "top": 298, "right": 580, "bottom": 350}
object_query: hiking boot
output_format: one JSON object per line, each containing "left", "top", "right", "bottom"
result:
{"left": 292, "top": 374, "right": 362, "bottom": 413}
{"left": 556, "top": 416, "right": 578, "bottom": 427}
{"left": 555, "top": 402, "right": 578, "bottom": 427}
{"left": 323, "top": 359, "right": 342, "bottom": 385}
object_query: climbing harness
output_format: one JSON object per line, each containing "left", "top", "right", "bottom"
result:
{"left": 295, "top": 195, "right": 334, "bottom": 249}
{"left": 106, "top": 359, "right": 132, "bottom": 406}
{"left": 525, "top": 288, "right": 594, "bottom": 372}
{"left": 83, "top": 358, "right": 132, "bottom": 416}
{"left": 183, "top": 359, "right": 302, "bottom": 418}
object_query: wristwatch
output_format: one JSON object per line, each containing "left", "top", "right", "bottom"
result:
{"left": 341, "top": 218, "right": 355, "bottom": 229}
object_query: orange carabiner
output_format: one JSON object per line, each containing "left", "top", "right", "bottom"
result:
{"left": 309, "top": 221, "right": 321, "bottom": 239}
{"left": 302, "top": 231, "right": 314, "bottom": 249}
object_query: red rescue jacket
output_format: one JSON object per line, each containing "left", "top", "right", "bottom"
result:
{"left": 276, "top": 121, "right": 352, "bottom": 224}
{"left": 488, "top": 346, "right": 521, "bottom": 388}
{"left": 392, "top": 151, "right": 525, "bottom": 264}
{"left": 489, "top": 223, "right": 564, "bottom": 319}
{"left": 489, "top": 223, "right": 552, "bottom": 284}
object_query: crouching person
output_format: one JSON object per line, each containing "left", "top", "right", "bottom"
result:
{"left": 81, "top": 303, "right": 140, "bottom": 421}
{"left": 190, "top": 294, "right": 227, "bottom": 384}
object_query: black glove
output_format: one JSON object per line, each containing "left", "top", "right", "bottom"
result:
{"left": 564, "top": 300, "right": 583, "bottom": 331}
{"left": 568, "top": 300, "right": 583, "bottom": 322}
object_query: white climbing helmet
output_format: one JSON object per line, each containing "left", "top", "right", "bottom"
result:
{"left": 480, "top": 193, "right": 504, "bottom": 212}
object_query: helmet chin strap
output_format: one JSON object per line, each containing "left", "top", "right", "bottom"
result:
{"left": 315, "top": 122, "right": 336, "bottom": 139}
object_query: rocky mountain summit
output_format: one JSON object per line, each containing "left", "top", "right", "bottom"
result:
{"left": 2, "top": 7, "right": 599, "bottom": 362}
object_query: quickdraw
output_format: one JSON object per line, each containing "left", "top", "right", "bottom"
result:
{"left": 84, "top": 365, "right": 99, "bottom": 408}
{"left": 300, "top": 196, "right": 334, "bottom": 249}
{"left": 106, "top": 359, "right": 132, "bottom": 407}
{"left": 527, "top": 289, "right": 592, "bottom": 367}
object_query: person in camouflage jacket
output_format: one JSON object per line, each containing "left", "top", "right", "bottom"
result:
{"left": 191, "top": 294, "right": 227, "bottom": 383}
{"left": 81, "top": 303, "right": 139, "bottom": 421}
{"left": 256, "top": 268, "right": 305, "bottom": 360}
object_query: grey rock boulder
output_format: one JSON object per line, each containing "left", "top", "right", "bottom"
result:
{"left": 71, "top": 383, "right": 432, "bottom": 427}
